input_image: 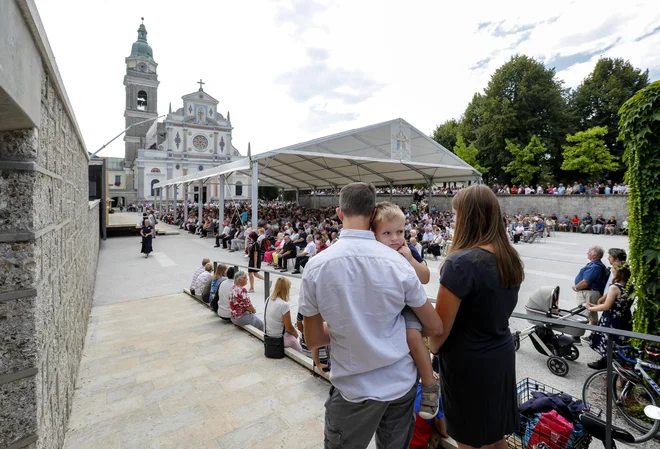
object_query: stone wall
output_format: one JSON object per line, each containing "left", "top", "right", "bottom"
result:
{"left": 0, "top": 2, "right": 100, "bottom": 448}
{"left": 298, "top": 194, "right": 629, "bottom": 220}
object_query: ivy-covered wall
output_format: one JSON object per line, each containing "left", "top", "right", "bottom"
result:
{"left": 619, "top": 80, "right": 660, "bottom": 337}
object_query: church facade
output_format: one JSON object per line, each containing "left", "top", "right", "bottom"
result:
{"left": 119, "top": 20, "right": 248, "bottom": 206}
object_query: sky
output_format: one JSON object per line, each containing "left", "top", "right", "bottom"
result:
{"left": 35, "top": 0, "right": 660, "bottom": 158}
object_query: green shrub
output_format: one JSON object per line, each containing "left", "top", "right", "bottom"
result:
{"left": 618, "top": 81, "right": 660, "bottom": 337}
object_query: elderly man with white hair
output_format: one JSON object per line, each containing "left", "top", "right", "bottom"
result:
{"left": 571, "top": 246, "right": 610, "bottom": 345}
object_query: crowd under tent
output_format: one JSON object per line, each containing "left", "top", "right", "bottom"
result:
{"left": 155, "top": 118, "right": 481, "bottom": 225}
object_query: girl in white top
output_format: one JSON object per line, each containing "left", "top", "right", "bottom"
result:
{"left": 265, "top": 277, "right": 302, "bottom": 352}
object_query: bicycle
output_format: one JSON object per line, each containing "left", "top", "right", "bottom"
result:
{"left": 579, "top": 405, "right": 660, "bottom": 448}
{"left": 582, "top": 345, "right": 660, "bottom": 442}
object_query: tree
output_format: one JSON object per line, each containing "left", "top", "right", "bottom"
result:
{"left": 569, "top": 57, "right": 649, "bottom": 178}
{"left": 618, "top": 80, "right": 660, "bottom": 337}
{"left": 432, "top": 118, "right": 461, "bottom": 152}
{"left": 561, "top": 126, "right": 619, "bottom": 178}
{"left": 460, "top": 55, "right": 570, "bottom": 182}
{"left": 453, "top": 136, "right": 489, "bottom": 173}
{"left": 502, "top": 136, "right": 547, "bottom": 185}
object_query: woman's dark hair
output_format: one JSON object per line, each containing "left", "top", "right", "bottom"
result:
{"left": 249, "top": 231, "right": 258, "bottom": 241}
{"left": 448, "top": 185, "right": 524, "bottom": 289}
{"left": 226, "top": 267, "right": 235, "bottom": 279}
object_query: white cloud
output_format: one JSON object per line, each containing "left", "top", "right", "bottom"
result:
{"left": 33, "top": 0, "right": 660, "bottom": 158}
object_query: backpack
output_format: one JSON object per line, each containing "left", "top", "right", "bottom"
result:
{"left": 261, "top": 238, "right": 271, "bottom": 252}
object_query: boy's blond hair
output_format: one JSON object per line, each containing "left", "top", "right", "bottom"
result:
{"left": 371, "top": 202, "right": 405, "bottom": 229}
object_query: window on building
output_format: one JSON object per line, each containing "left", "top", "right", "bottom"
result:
{"left": 114, "top": 175, "right": 121, "bottom": 186}
{"left": 150, "top": 179, "right": 160, "bottom": 197}
{"left": 137, "top": 90, "right": 148, "bottom": 111}
{"left": 235, "top": 181, "right": 243, "bottom": 196}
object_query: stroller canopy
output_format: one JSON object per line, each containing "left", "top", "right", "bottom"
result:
{"left": 526, "top": 286, "right": 559, "bottom": 312}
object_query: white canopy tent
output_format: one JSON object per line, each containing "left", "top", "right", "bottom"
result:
{"left": 155, "top": 118, "right": 481, "bottom": 225}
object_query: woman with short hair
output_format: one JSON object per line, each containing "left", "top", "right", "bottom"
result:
{"left": 429, "top": 185, "right": 524, "bottom": 449}
{"left": 229, "top": 271, "right": 264, "bottom": 331}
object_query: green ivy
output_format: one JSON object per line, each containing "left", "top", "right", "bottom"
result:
{"left": 618, "top": 80, "right": 660, "bottom": 337}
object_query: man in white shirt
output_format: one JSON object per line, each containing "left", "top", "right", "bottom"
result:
{"left": 291, "top": 235, "right": 317, "bottom": 274}
{"left": 214, "top": 222, "right": 231, "bottom": 248}
{"left": 189, "top": 258, "right": 210, "bottom": 296}
{"left": 299, "top": 182, "right": 442, "bottom": 449}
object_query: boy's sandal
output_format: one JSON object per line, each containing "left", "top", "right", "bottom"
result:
{"left": 418, "top": 381, "right": 440, "bottom": 420}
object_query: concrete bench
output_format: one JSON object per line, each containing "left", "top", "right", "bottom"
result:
{"left": 182, "top": 288, "right": 329, "bottom": 380}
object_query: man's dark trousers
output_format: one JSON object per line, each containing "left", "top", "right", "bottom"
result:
{"left": 294, "top": 256, "right": 309, "bottom": 271}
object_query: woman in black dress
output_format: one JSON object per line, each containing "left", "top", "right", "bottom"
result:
{"left": 247, "top": 231, "right": 264, "bottom": 292}
{"left": 429, "top": 185, "right": 525, "bottom": 449}
{"left": 140, "top": 219, "right": 154, "bottom": 258}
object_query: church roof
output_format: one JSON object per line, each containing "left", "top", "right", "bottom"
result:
{"left": 182, "top": 89, "right": 219, "bottom": 104}
{"left": 129, "top": 20, "right": 154, "bottom": 62}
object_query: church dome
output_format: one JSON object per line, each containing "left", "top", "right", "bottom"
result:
{"left": 129, "top": 20, "right": 154, "bottom": 61}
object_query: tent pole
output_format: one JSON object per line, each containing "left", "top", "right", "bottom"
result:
{"left": 183, "top": 183, "right": 188, "bottom": 224}
{"left": 251, "top": 160, "right": 258, "bottom": 226}
{"left": 219, "top": 175, "right": 225, "bottom": 226}
{"left": 198, "top": 180, "right": 203, "bottom": 224}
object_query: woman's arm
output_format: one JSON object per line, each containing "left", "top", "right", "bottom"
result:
{"left": 282, "top": 311, "right": 298, "bottom": 337}
{"left": 428, "top": 285, "right": 461, "bottom": 354}
{"left": 585, "top": 285, "right": 618, "bottom": 312}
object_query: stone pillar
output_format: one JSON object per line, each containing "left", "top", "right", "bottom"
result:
{"left": 219, "top": 175, "right": 225, "bottom": 225}
{"left": 137, "top": 163, "right": 145, "bottom": 200}
{"left": 173, "top": 184, "right": 178, "bottom": 209}
{"left": 251, "top": 160, "right": 258, "bottom": 226}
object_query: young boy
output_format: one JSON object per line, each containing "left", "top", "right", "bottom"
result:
{"left": 372, "top": 202, "right": 438, "bottom": 418}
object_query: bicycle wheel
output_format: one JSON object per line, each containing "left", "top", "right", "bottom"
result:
{"left": 614, "top": 376, "right": 660, "bottom": 439}
{"left": 583, "top": 369, "right": 610, "bottom": 414}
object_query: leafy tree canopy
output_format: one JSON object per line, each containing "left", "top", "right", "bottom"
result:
{"left": 570, "top": 57, "right": 649, "bottom": 171}
{"left": 461, "top": 55, "right": 570, "bottom": 183}
{"left": 502, "top": 136, "right": 547, "bottom": 185}
{"left": 560, "top": 126, "right": 619, "bottom": 178}
{"left": 453, "top": 136, "right": 489, "bottom": 173}
{"left": 432, "top": 119, "right": 461, "bottom": 152}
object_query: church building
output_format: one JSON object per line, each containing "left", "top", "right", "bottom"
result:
{"left": 119, "top": 19, "right": 248, "bottom": 205}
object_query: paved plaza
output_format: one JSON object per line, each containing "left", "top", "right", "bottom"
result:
{"left": 64, "top": 213, "right": 631, "bottom": 448}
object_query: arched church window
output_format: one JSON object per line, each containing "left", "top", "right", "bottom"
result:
{"left": 235, "top": 181, "right": 243, "bottom": 196}
{"left": 137, "top": 90, "right": 148, "bottom": 111}
{"left": 150, "top": 168, "right": 161, "bottom": 173}
{"left": 150, "top": 179, "right": 160, "bottom": 197}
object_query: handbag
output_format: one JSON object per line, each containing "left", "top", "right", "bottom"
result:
{"left": 263, "top": 297, "right": 285, "bottom": 359}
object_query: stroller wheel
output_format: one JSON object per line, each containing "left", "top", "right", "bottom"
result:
{"left": 564, "top": 345, "right": 580, "bottom": 361}
{"left": 512, "top": 334, "right": 520, "bottom": 351}
{"left": 548, "top": 356, "right": 569, "bottom": 376}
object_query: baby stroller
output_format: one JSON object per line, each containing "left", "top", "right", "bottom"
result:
{"left": 511, "top": 286, "right": 588, "bottom": 377}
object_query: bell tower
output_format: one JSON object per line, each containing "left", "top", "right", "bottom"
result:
{"left": 124, "top": 18, "right": 159, "bottom": 164}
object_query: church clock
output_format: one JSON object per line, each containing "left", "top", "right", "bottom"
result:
{"left": 192, "top": 135, "right": 209, "bottom": 151}
{"left": 138, "top": 62, "right": 148, "bottom": 72}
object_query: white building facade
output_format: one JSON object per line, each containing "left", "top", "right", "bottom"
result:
{"left": 123, "top": 20, "right": 248, "bottom": 205}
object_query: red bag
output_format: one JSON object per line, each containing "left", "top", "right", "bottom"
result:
{"left": 528, "top": 410, "right": 574, "bottom": 449}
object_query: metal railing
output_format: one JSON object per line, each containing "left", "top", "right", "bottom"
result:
{"left": 213, "top": 259, "right": 660, "bottom": 449}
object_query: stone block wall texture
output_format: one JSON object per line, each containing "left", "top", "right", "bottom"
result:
{"left": 0, "top": 69, "right": 100, "bottom": 449}
{"left": 298, "top": 194, "right": 629, "bottom": 220}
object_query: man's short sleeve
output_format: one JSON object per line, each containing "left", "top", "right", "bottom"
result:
{"left": 298, "top": 271, "right": 319, "bottom": 316}
{"left": 403, "top": 268, "right": 427, "bottom": 308}
{"left": 440, "top": 256, "right": 473, "bottom": 300}
{"left": 582, "top": 264, "right": 599, "bottom": 284}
